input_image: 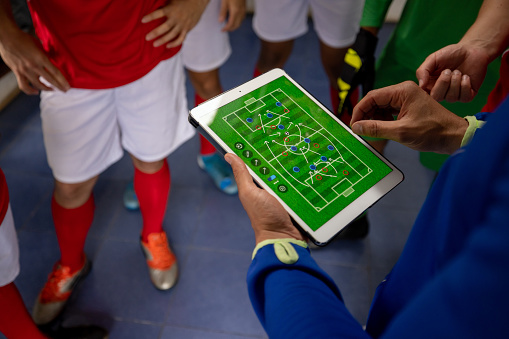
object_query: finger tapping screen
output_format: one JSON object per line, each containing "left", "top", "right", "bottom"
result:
{"left": 204, "top": 75, "right": 393, "bottom": 231}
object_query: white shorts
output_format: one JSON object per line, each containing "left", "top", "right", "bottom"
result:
{"left": 253, "top": 0, "right": 364, "bottom": 48}
{"left": 181, "top": 0, "right": 232, "bottom": 72}
{"left": 0, "top": 206, "right": 20, "bottom": 287}
{"left": 40, "top": 55, "right": 194, "bottom": 184}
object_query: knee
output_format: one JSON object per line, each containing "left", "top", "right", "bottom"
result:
{"left": 54, "top": 177, "right": 97, "bottom": 208}
{"left": 54, "top": 182, "right": 92, "bottom": 208}
{"left": 257, "top": 51, "right": 287, "bottom": 70}
{"left": 132, "top": 158, "right": 165, "bottom": 174}
{"left": 257, "top": 40, "right": 294, "bottom": 71}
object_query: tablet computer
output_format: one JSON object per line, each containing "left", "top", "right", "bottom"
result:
{"left": 189, "top": 68, "right": 403, "bottom": 246}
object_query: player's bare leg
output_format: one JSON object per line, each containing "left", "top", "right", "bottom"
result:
{"left": 188, "top": 69, "right": 238, "bottom": 195}
{"left": 33, "top": 176, "right": 97, "bottom": 325}
{"left": 318, "top": 41, "right": 350, "bottom": 114}
{"left": 254, "top": 39, "right": 294, "bottom": 75}
{"left": 53, "top": 176, "right": 98, "bottom": 209}
{"left": 131, "top": 156, "right": 177, "bottom": 290}
{"left": 187, "top": 68, "right": 222, "bottom": 100}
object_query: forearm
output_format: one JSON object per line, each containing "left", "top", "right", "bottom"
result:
{"left": 0, "top": 0, "right": 21, "bottom": 47}
{"left": 248, "top": 241, "right": 368, "bottom": 338}
{"left": 460, "top": 0, "right": 509, "bottom": 61}
{"left": 360, "top": 0, "right": 394, "bottom": 31}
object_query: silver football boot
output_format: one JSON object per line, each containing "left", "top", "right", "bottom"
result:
{"left": 140, "top": 231, "right": 178, "bottom": 290}
{"left": 33, "top": 257, "right": 91, "bottom": 325}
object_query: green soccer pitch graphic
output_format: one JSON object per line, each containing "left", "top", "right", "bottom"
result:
{"left": 206, "top": 76, "right": 392, "bottom": 231}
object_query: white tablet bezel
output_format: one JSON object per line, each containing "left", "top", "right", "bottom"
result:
{"left": 189, "top": 68, "right": 403, "bottom": 245}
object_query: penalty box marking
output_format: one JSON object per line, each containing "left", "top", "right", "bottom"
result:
{"left": 223, "top": 91, "right": 291, "bottom": 132}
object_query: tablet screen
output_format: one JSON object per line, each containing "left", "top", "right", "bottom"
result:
{"left": 199, "top": 75, "right": 393, "bottom": 233}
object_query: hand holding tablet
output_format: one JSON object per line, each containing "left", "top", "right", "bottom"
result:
{"left": 189, "top": 68, "right": 403, "bottom": 245}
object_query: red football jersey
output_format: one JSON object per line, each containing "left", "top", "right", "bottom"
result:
{"left": 28, "top": 0, "right": 181, "bottom": 89}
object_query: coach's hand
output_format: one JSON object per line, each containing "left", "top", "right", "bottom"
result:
{"left": 225, "top": 153, "right": 306, "bottom": 245}
{"left": 142, "top": 0, "right": 209, "bottom": 49}
{"left": 351, "top": 81, "right": 468, "bottom": 155}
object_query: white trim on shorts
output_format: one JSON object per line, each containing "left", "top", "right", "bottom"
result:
{"left": 253, "top": 0, "right": 364, "bottom": 48}
{"left": 40, "top": 54, "right": 195, "bottom": 184}
{"left": 181, "top": 0, "right": 232, "bottom": 73}
{"left": 0, "top": 205, "right": 20, "bottom": 287}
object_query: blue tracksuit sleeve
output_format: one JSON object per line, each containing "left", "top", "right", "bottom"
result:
{"left": 378, "top": 167, "right": 509, "bottom": 338}
{"left": 247, "top": 242, "right": 369, "bottom": 338}
{"left": 247, "top": 98, "right": 509, "bottom": 338}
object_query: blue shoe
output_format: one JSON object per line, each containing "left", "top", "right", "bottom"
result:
{"left": 197, "top": 153, "right": 238, "bottom": 195}
{"left": 123, "top": 181, "right": 140, "bottom": 211}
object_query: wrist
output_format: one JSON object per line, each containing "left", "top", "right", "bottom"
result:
{"left": 443, "top": 115, "right": 469, "bottom": 154}
{"left": 255, "top": 229, "right": 306, "bottom": 245}
{"left": 460, "top": 115, "right": 487, "bottom": 148}
{"left": 252, "top": 238, "right": 308, "bottom": 261}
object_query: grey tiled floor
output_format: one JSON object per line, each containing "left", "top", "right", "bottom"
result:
{"left": 0, "top": 17, "right": 436, "bottom": 338}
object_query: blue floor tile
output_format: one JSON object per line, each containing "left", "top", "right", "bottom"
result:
{"left": 3, "top": 170, "right": 53, "bottom": 230}
{"left": 0, "top": 127, "right": 51, "bottom": 176}
{"left": 192, "top": 189, "right": 255, "bottom": 252}
{"left": 101, "top": 321, "right": 161, "bottom": 339}
{"left": 161, "top": 326, "right": 266, "bottom": 339}
{"left": 164, "top": 249, "right": 265, "bottom": 337}
{"left": 68, "top": 238, "right": 176, "bottom": 323}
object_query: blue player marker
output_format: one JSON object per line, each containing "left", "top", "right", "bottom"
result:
{"left": 276, "top": 102, "right": 282, "bottom": 107}
{"left": 291, "top": 146, "right": 297, "bottom": 151}
{"left": 278, "top": 124, "right": 284, "bottom": 130}
{"left": 246, "top": 118, "right": 253, "bottom": 123}
{"left": 267, "top": 113, "right": 273, "bottom": 118}
{"left": 309, "top": 164, "right": 316, "bottom": 170}
{"left": 321, "top": 156, "right": 327, "bottom": 162}
{"left": 304, "top": 138, "right": 310, "bottom": 143}
{"left": 328, "top": 145, "right": 334, "bottom": 151}
{"left": 293, "top": 167, "right": 300, "bottom": 172}
{"left": 268, "top": 174, "right": 277, "bottom": 182}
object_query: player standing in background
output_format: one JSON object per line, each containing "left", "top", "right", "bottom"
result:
{"left": 186, "top": 0, "right": 245, "bottom": 195}
{"left": 0, "top": 0, "right": 209, "bottom": 326}
{"left": 337, "top": 0, "right": 501, "bottom": 171}
{"left": 251, "top": 0, "right": 367, "bottom": 239}
{"left": 123, "top": 0, "right": 246, "bottom": 210}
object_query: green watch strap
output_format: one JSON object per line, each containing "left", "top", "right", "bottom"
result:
{"left": 461, "top": 116, "right": 487, "bottom": 147}
{"left": 252, "top": 238, "right": 308, "bottom": 264}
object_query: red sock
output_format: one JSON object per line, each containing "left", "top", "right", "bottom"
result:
{"left": 253, "top": 67, "right": 263, "bottom": 78}
{"left": 0, "top": 283, "right": 48, "bottom": 339}
{"left": 52, "top": 195, "right": 94, "bottom": 273}
{"left": 195, "top": 94, "right": 217, "bottom": 156}
{"left": 135, "top": 160, "right": 170, "bottom": 242}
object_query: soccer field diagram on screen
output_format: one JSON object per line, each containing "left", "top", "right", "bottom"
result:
{"left": 207, "top": 76, "right": 392, "bottom": 231}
